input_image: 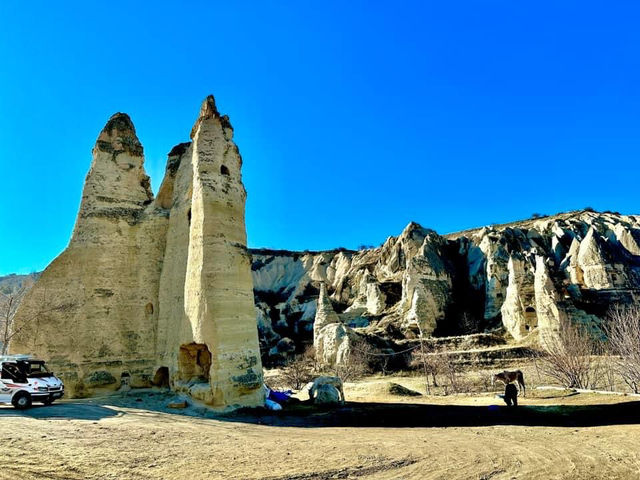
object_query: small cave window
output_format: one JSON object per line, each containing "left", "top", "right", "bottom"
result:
{"left": 220, "top": 164, "right": 230, "bottom": 176}
{"left": 145, "top": 302, "right": 154, "bottom": 315}
{"left": 187, "top": 208, "right": 192, "bottom": 225}
{"left": 525, "top": 306, "right": 536, "bottom": 313}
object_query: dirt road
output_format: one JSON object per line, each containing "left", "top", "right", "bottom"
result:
{"left": 1, "top": 388, "right": 639, "bottom": 480}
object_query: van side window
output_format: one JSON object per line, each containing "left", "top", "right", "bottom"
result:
{"left": 1, "top": 364, "right": 27, "bottom": 383}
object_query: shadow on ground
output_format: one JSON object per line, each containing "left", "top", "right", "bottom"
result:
{"left": 3, "top": 392, "right": 639, "bottom": 428}
{"left": 224, "top": 400, "right": 640, "bottom": 429}
{"left": 0, "top": 402, "right": 120, "bottom": 421}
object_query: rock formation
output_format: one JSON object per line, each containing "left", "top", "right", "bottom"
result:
{"left": 10, "top": 96, "right": 264, "bottom": 408}
{"left": 313, "top": 282, "right": 355, "bottom": 366}
{"left": 252, "top": 211, "right": 640, "bottom": 364}
{"left": 7, "top": 101, "right": 640, "bottom": 375}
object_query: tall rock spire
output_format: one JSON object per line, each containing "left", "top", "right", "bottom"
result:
{"left": 181, "top": 94, "right": 264, "bottom": 407}
{"left": 313, "top": 282, "right": 355, "bottom": 366}
{"left": 74, "top": 112, "right": 153, "bottom": 240}
{"left": 95, "top": 112, "right": 143, "bottom": 157}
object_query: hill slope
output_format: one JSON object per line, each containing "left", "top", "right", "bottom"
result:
{"left": 251, "top": 210, "right": 640, "bottom": 364}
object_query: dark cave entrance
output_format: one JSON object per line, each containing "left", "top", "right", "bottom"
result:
{"left": 178, "top": 343, "right": 212, "bottom": 382}
{"left": 524, "top": 306, "right": 537, "bottom": 331}
{"left": 153, "top": 366, "right": 170, "bottom": 387}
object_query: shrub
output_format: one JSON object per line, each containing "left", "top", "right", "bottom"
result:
{"left": 605, "top": 305, "right": 640, "bottom": 393}
{"left": 280, "top": 347, "right": 317, "bottom": 390}
{"left": 411, "top": 339, "right": 464, "bottom": 395}
{"left": 332, "top": 340, "right": 372, "bottom": 382}
{"left": 538, "top": 319, "right": 600, "bottom": 389}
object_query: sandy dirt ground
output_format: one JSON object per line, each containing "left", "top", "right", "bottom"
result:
{"left": 1, "top": 379, "right": 640, "bottom": 480}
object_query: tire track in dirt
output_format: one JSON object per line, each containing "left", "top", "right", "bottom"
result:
{"left": 261, "top": 458, "right": 418, "bottom": 480}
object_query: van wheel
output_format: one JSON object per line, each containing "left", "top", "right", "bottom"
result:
{"left": 12, "top": 392, "right": 32, "bottom": 410}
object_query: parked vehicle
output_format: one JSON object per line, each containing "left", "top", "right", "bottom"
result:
{"left": 0, "top": 355, "right": 64, "bottom": 409}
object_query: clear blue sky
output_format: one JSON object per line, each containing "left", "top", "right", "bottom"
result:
{"left": 1, "top": 1, "right": 639, "bottom": 275}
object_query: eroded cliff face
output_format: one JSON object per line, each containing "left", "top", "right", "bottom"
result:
{"left": 11, "top": 97, "right": 264, "bottom": 408}
{"left": 252, "top": 211, "right": 640, "bottom": 364}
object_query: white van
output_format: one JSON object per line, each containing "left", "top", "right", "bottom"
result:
{"left": 0, "top": 355, "right": 65, "bottom": 409}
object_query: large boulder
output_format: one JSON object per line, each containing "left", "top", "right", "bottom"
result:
{"left": 313, "top": 383, "right": 341, "bottom": 405}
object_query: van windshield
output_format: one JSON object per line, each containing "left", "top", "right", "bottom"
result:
{"left": 23, "top": 361, "right": 53, "bottom": 378}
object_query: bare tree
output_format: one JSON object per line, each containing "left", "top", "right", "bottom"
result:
{"left": 438, "top": 352, "right": 463, "bottom": 394}
{"left": 0, "top": 285, "right": 73, "bottom": 356}
{"left": 280, "top": 346, "right": 318, "bottom": 390}
{"left": 412, "top": 336, "right": 439, "bottom": 394}
{"left": 411, "top": 337, "right": 464, "bottom": 395}
{"left": 538, "top": 319, "right": 599, "bottom": 389}
{"left": 1, "top": 293, "right": 17, "bottom": 354}
{"left": 605, "top": 305, "right": 640, "bottom": 394}
{"left": 0, "top": 286, "right": 33, "bottom": 355}
{"left": 333, "top": 340, "right": 371, "bottom": 382}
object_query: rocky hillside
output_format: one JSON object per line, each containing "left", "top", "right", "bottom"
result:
{"left": 0, "top": 273, "right": 39, "bottom": 295}
{"left": 251, "top": 210, "right": 640, "bottom": 365}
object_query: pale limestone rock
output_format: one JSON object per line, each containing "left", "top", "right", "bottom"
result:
{"left": 501, "top": 256, "right": 537, "bottom": 340}
{"left": 11, "top": 96, "right": 264, "bottom": 409}
{"left": 615, "top": 224, "right": 640, "bottom": 256}
{"left": 577, "top": 227, "right": 614, "bottom": 289}
{"left": 166, "top": 96, "right": 263, "bottom": 407}
{"left": 315, "top": 323, "right": 353, "bottom": 366}
{"left": 534, "top": 256, "right": 567, "bottom": 348}
{"left": 313, "top": 283, "right": 353, "bottom": 366}
{"left": 251, "top": 211, "right": 640, "bottom": 360}
{"left": 399, "top": 233, "right": 452, "bottom": 335}
{"left": 314, "top": 283, "right": 340, "bottom": 336}
{"left": 565, "top": 237, "right": 584, "bottom": 285}
{"left": 365, "top": 280, "right": 386, "bottom": 315}
{"left": 477, "top": 232, "right": 510, "bottom": 320}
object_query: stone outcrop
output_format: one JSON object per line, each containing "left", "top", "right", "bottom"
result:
{"left": 313, "top": 283, "right": 355, "bottom": 366}
{"left": 252, "top": 211, "right": 640, "bottom": 363}
{"left": 10, "top": 96, "right": 263, "bottom": 408}
{"left": 500, "top": 255, "right": 536, "bottom": 341}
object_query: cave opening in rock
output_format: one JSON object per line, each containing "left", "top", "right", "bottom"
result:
{"left": 220, "top": 164, "right": 229, "bottom": 176}
{"left": 524, "top": 306, "right": 537, "bottom": 331}
{"left": 153, "top": 366, "right": 170, "bottom": 387}
{"left": 178, "top": 343, "right": 212, "bottom": 382}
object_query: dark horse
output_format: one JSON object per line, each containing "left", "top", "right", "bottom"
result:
{"left": 492, "top": 370, "right": 526, "bottom": 396}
